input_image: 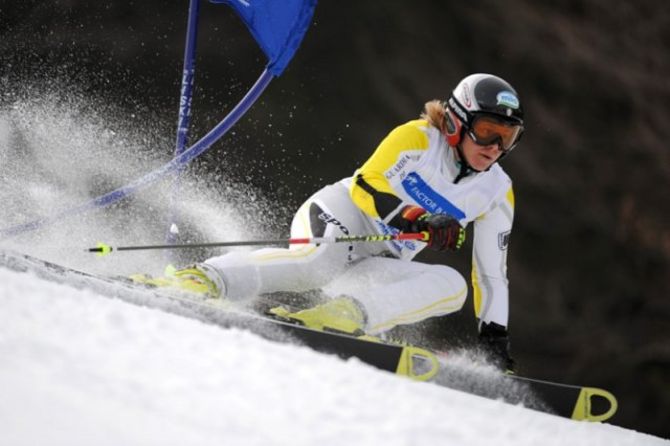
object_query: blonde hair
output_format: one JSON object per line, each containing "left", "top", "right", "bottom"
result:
{"left": 421, "top": 100, "right": 447, "bottom": 133}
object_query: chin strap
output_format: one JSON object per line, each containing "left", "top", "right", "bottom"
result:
{"left": 452, "top": 142, "right": 503, "bottom": 184}
{"left": 453, "top": 144, "right": 478, "bottom": 184}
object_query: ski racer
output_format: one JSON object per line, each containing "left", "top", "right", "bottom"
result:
{"left": 160, "top": 73, "right": 524, "bottom": 372}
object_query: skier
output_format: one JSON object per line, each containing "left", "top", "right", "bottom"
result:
{"left": 158, "top": 73, "right": 523, "bottom": 372}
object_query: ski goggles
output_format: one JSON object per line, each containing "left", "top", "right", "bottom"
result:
{"left": 467, "top": 115, "right": 524, "bottom": 153}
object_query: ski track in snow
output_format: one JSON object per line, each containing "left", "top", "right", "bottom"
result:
{"left": 0, "top": 267, "right": 667, "bottom": 446}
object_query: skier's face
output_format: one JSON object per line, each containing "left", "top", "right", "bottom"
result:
{"left": 461, "top": 133, "right": 503, "bottom": 171}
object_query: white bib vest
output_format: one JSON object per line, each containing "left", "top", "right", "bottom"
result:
{"left": 344, "top": 124, "right": 511, "bottom": 259}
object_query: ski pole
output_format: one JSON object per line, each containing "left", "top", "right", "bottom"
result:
{"left": 88, "top": 232, "right": 429, "bottom": 256}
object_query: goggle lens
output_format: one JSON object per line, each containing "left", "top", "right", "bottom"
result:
{"left": 469, "top": 116, "right": 523, "bottom": 152}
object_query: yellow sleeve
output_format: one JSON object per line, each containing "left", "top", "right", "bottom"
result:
{"left": 350, "top": 119, "right": 430, "bottom": 219}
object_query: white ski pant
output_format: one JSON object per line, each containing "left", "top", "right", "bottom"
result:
{"left": 205, "top": 183, "right": 467, "bottom": 334}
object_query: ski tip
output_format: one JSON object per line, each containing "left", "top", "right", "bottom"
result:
{"left": 572, "top": 387, "right": 618, "bottom": 422}
{"left": 396, "top": 346, "right": 440, "bottom": 382}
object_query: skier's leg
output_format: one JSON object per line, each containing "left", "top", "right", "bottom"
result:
{"left": 203, "top": 183, "right": 378, "bottom": 301}
{"left": 322, "top": 256, "right": 468, "bottom": 335}
{"left": 276, "top": 256, "right": 467, "bottom": 335}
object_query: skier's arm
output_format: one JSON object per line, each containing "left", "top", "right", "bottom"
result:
{"left": 472, "top": 185, "right": 516, "bottom": 372}
{"left": 349, "top": 120, "right": 429, "bottom": 224}
{"left": 471, "top": 185, "right": 515, "bottom": 328}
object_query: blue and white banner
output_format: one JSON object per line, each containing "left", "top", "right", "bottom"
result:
{"left": 401, "top": 172, "right": 466, "bottom": 220}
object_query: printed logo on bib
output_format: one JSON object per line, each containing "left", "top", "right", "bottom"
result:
{"left": 385, "top": 154, "right": 412, "bottom": 180}
{"left": 498, "top": 230, "right": 511, "bottom": 250}
{"left": 374, "top": 220, "right": 418, "bottom": 253}
{"left": 401, "top": 172, "right": 466, "bottom": 220}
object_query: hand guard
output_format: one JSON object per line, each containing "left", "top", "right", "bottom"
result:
{"left": 400, "top": 205, "right": 465, "bottom": 251}
{"left": 478, "top": 321, "right": 517, "bottom": 374}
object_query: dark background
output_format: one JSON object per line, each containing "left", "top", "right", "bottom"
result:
{"left": 1, "top": 0, "right": 668, "bottom": 438}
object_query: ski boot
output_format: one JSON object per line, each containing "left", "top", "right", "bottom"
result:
{"left": 270, "top": 297, "right": 367, "bottom": 336}
{"left": 129, "top": 263, "right": 224, "bottom": 298}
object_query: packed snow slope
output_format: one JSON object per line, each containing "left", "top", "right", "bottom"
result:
{"left": 0, "top": 266, "right": 666, "bottom": 446}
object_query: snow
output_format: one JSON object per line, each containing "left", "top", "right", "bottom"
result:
{"left": 0, "top": 267, "right": 667, "bottom": 446}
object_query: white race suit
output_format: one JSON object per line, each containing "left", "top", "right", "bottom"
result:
{"left": 205, "top": 119, "right": 515, "bottom": 334}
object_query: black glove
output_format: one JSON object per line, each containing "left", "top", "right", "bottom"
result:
{"left": 400, "top": 205, "right": 465, "bottom": 251}
{"left": 478, "top": 321, "right": 517, "bottom": 374}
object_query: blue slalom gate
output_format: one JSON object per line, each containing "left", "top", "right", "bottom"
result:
{"left": 0, "top": 0, "right": 317, "bottom": 240}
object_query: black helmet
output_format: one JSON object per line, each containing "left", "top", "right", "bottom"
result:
{"left": 446, "top": 73, "right": 524, "bottom": 153}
